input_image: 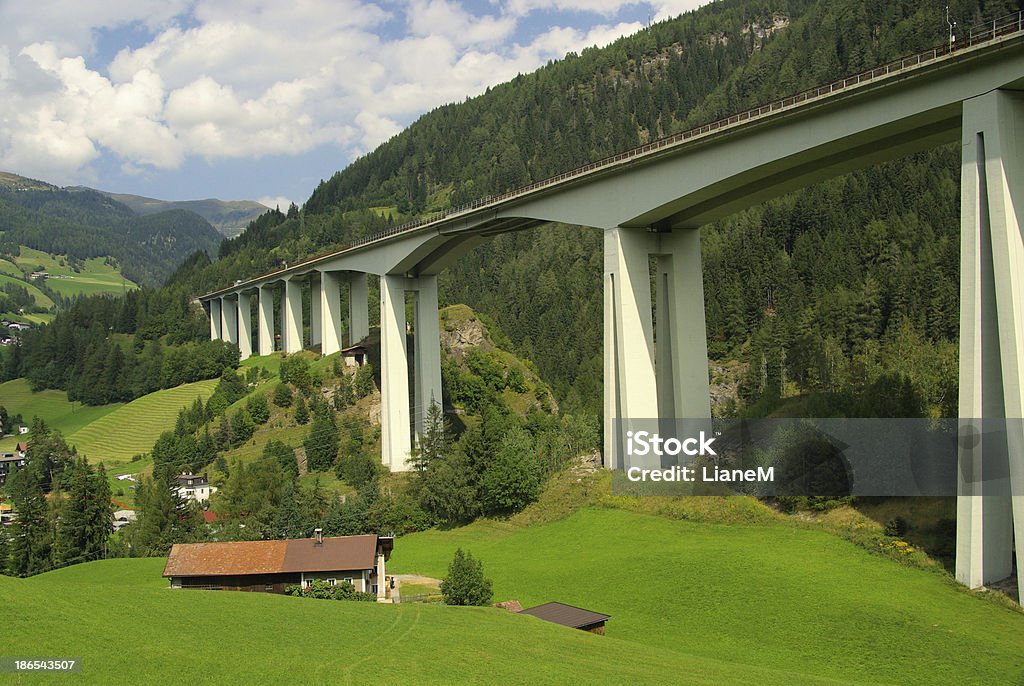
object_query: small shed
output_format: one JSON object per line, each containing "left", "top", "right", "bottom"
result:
{"left": 519, "top": 602, "right": 611, "bottom": 634}
{"left": 341, "top": 345, "right": 368, "bottom": 368}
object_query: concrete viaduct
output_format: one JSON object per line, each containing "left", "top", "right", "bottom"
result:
{"left": 199, "top": 16, "right": 1024, "bottom": 602}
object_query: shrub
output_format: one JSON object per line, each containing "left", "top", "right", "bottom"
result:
{"left": 247, "top": 393, "right": 270, "bottom": 424}
{"left": 440, "top": 548, "right": 492, "bottom": 606}
{"left": 273, "top": 383, "right": 293, "bottom": 408}
{"left": 884, "top": 516, "right": 909, "bottom": 538}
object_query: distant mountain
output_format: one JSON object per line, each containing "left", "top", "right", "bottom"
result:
{"left": 0, "top": 172, "right": 223, "bottom": 286}
{"left": 94, "top": 190, "right": 269, "bottom": 237}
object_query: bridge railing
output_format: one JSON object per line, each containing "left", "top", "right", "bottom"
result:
{"left": 205, "top": 10, "right": 1024, "bottom": 297}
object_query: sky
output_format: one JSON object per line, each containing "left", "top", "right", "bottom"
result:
{"left": 0, "top": 0, "right": 708, "bottom": 209}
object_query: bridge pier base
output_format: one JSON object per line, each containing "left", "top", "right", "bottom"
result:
{"left": 379, "top": 274, "right": 443, "bottom": 471}
{"left": 603, "top": 228, "right": 711, "bottom": 470}
{"left": 957, "top": 90, "right": 1024, "bottom": 605}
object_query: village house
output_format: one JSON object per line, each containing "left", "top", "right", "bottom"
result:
{"left": 163, "top": 532, "right": 394, "bottom": 599}
{"left": 175, "top": 472, "right": 216, "bottom": 502}
{"left": 0, "top": 452, "right": 26, "bottom": 487}
{"left": 112, "top": 510, "right": 137, "bottom": 532}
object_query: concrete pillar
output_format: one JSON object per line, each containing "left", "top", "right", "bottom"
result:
{"left": 376, "top": 553, "right": 386, "bottom": 601}
{"left": 221, "top": 296, "right": 238, "bottom": 346}
{"left": 956, "top": 90, "right": 1024, "bottom": 604}
{"left": 321, "top": 271, "right": 343, "bottom": 356}
{"left": 310, "top": 273, "right": 322, "bottom": 348}
{"left": 655, "top": 230, "right": 712, "bottom": 421}
{"left": 414, "top": 275, "right": 443, "bottom": 438}
{"left": 603, "top": 228, "right": 711, "bottom": 470}
{"left": 237, "top": 292, "right": 252, "bottom": 360}
{"left": 258, "top": 285, "right": 275, "bottom": 356}
{"left": 603, "top": 228, "right": 660, "bottom": 469}
{"left": 283, "top": 278, "right": 303, "bottom": 354}
{"left": 349, "top": 272, "right": 370, "bottom": 345}
{"left": 209, "top": 299, "right": 222, "bottom": 340}
{"left": 380, "top": 274, "right": 412, "bottom": 471}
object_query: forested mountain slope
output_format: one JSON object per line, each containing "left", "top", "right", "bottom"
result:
{"left": 0, "top": 174, "right": 223, "bottom": 286}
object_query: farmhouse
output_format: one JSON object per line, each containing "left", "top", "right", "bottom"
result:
{"left": 163, "top": 532, "right": 394, "bottom": 599}
{"left": 0, "top": 453, "right": 26, "bottom": 487}
{"left": 519, "top": 602, "right": 611, "bottom": 634}
{"left": 175, "top": 472, "right": 216, "bottom": 502}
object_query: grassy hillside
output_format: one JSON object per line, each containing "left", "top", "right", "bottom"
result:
{"left": 14, "top": 247, "right": 137, "bottom": 298}
{"left": 0, "top": 558, "right": 848, "bottom": 686}
{"left": 391, "top": 507, "right": 1024, "bottom": 685}
{"left": 66, "top": 380, "right": 218, "bottom": 464}
{"left": 0, "top": 379, "right": 121, "bottom": 450}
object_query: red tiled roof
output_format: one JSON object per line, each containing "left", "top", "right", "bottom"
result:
{"left": 163, "top": 535, "right": 379, "bottom": 577}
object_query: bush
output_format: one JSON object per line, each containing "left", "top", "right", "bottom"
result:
{"left": 294, "top": 396, "right": 310, "bottom": 425}
{"left": 273, "top": 383, "right": 293, "bottom": 408}
{"left": 440, "top": 548, "right": 492, "bottom": 606}
{"left": 286, "top": 579, "right": 376, "bottom": 602}
{"left": 247, "top": 393, "right": 270, "bottom": 424}
{"left": 354, "top": 363, "right": 374, "bottom": 398}
{"left": 884, "top": 516, "right": 909, "bottom": 538}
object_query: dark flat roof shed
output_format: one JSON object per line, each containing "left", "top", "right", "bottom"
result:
{"left": 519, "top": 602, "right": 611, "bottom": 629}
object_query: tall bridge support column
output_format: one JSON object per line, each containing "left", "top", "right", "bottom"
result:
{"left": 258, "top": 285, "right": 275, "bottom": 356}
{"left": 603, "top": 228, "right": 711, "bottom": 470}
{"left": 957, "top": 90, "right": 1024, "bottom": 604}
{"left": 413, "top": 275, "right": 443, "bottom": 438}
{"left": 283, "top": 277, "right": 303, "bottom": 354}
{"left": 237, "top": 292, "right": 252, "bottom": 360}
{"left": 349, "top": 272, "right": 370, "bottom": 344}
{"left": 310, "top": 273, "right": 322, "bottom": 348}
{"left": 321, "top": 271, "right": 344, "bottom": 356}
{"left": 380, "top": 275, "right": 412, "bottom": 471}
{"left": 221, "top": 296, "right": 238, "bottom": 347}
{"left": 209, "top": 299, "right": 222, "bottom": 340}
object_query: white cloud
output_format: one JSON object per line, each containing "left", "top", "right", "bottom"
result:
{"left": 504, "top": 0, "right": 643, "bottom": 18}
{"left": 652, "top": 0, "right": 708, "bottom": 22}
{"left": 256, "top": 195, "right": 293, "bottom": 211}
{"left": 0, "top": 0, "right": 655, "bottom": 185}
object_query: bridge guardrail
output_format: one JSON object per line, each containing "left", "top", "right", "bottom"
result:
{"left": 203, "top": 10, "right": 1024, "bottom": 298}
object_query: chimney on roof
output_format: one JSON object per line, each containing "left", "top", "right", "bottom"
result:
{"left": 314, "top": 528, "right": 323, "bottom": 545}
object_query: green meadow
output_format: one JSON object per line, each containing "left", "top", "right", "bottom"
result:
{"left": 0, "top": 379, "right": 121, "bottom": 451}
{"left": 14, "top": 247, "right": 137, "bottom": 298}
{"left": 391, "top": 507, "right": 1024, "bottom": 685}
{"left": 66, "top": 380, "right": 218, "bottom": 464}
{"left": 0, "top": 557, "right": 851, "bottom": 686}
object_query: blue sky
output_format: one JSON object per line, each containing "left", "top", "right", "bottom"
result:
{"left": 0, "top": 1, "right": 706, "bottom": 209}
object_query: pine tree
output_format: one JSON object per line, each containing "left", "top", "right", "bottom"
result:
{"left": 294, "top": 396, "right": 310, "bottom": 425}
{"left": 304, "top": 401, "right": 339, "bottom": 471}
{"left": 410, "top": 400, "right": 451, "bottom": 472}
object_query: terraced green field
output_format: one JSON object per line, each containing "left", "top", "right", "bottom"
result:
{"left": 0, "top": 558, "right": 853, "bottom": 685}
{"left": 14, "top": 247, "right": 137, "bottom": 298}
{"left": 392, "top": 507, "right": 1024, "bottom": 685}
{"left": 66, "top": 380, "right": 218, "bottom": 464}
{"left": 0, "top": 379, "right": 121, "bottom": 450}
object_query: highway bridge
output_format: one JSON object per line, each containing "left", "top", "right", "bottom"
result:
{"left": 199, "top": 13, "right": 1024, "bottom": 603}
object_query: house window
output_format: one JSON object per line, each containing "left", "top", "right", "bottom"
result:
{"left": 327, "top": 578, "right": 337, "bottom": 586}
{"left": 344, "top": 577, "right": 353, "bottom": 584}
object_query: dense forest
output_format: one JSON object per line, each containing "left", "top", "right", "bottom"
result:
{"left": 0, "top": 184, "right": 222, "bottom": 286}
